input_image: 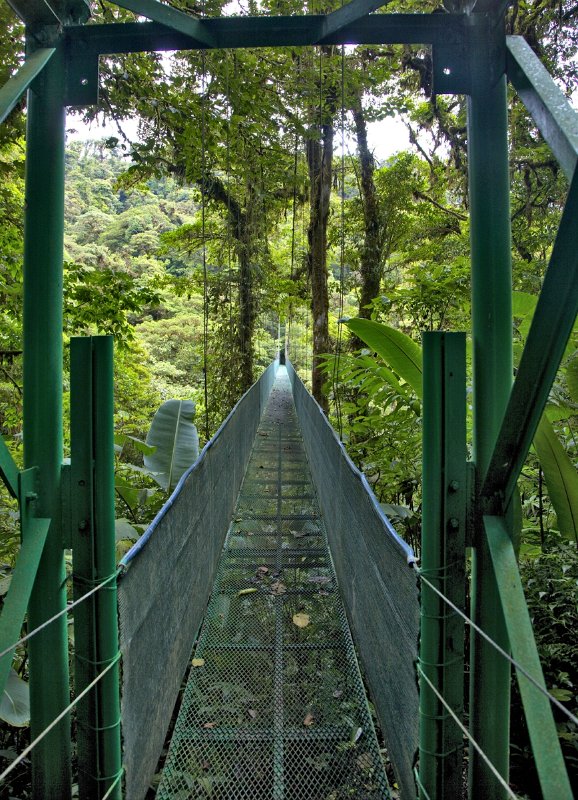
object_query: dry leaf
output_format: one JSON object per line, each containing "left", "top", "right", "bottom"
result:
{"left": 202, "top": 722, "right": 217, "bottom": 729}
{"left": 192, "top": 658, "right": 205, "bottom": 668}
{"left": 238, "top": 588, "right": 258, "bottom": 597}
{"left": 332, "top": 689, "right": 343, "bottom": 699}
{"left": 290, "top": 529, "right": 306, "bottom": 538}
{"left": 270, "top": 581, "right": 287, "bottom": 596}
{"left": 256, "top": 566, "right": 269, "bottom": 575}
{"left": 292, "top": 612, "right": 310, "bottom": 629}
{"left": 350, "top": 726, "right": 363, "bottom": 744}
{"left": 303, "top": 712, "right": 315, "bottom": 727}
{"left": 248, "top": 709, "right": 258, "bottom": 719}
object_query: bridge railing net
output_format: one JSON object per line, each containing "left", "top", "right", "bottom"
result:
{"left": 155, "top": 367, "right": 391, "bottom": 800}
{"left": 117, "top": 360, "right": 278, "bottom": 800}
{"left": 286, "top": 361, "right": 420, "bottom": 800}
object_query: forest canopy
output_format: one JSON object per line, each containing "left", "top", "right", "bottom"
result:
{"left": 0, "top": 0, "right": 577, "bottom": 794}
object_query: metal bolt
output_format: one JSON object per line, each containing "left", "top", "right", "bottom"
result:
{"left": 449, "top": 480, "right": 459, "bottom": 493}
{"left": 78, "top": 519, "right": 89, "bottom": 532}
{"left": 449, "top": 517, "right": 460, "bottom": 530}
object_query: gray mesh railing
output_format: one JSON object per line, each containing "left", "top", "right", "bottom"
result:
{"left": 286, "top": 361, "right": 420, "bottom": 800}
{"left": 118, "top": 360, "right": 278, "bottom": 800}
{"left": 156, "top": 366, "right": 391, "bottom": 800}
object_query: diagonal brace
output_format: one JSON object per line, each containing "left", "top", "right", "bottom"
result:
{"left": 0, "top": 468, "right": 51, "bottom": 700}
{"left": 317, "top": 0, "right": 393, "bottom": 42}
{"left": 507, "top": 36, "right": 578, "bottom": 182}
{"left": 107, "top": 0, "right": 216, "bottom": 48}
{"left": 482, "top": 167, "right": 578, "bottom": 506}
{"left": 0, "top": 49, "right": 55, "bottom": 127}
{"left": 0, "top": 436, "right": 19, "bottom": 499}
{"left": 484, "top": 516, "right": 572, "bottom": 799}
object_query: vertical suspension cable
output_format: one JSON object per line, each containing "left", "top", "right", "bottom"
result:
{"left": 225, "top": 51, "right": 233, "bottom": 331}
{"left": 201, "top": 51, "right": 210, "bottom": 440}
{"left": 302, "top": 171, "right": 309, "bottom": 379}
{"left": 288, "top": 133, "right": 299, "bottom": 363}
{"left": 331, "top": 43, "right": 346, "bottom": 439}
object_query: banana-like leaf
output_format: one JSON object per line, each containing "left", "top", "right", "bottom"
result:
{"left": 344, "top": 317, "right": 578, "bottom": 543}
{"left": 533, "top": 417, "right": 578, "bottom": 544}
{"left": 0, "top": 670, "right": 30, "bottom": 727}
{"left": 344, "top": 318, "right": 423, "bottom": 398}
{"left": 144, "top": 399, "right": 199, "bottom": 491}
{"left": 115, "top": 518, "right": 140, "bottom": 542}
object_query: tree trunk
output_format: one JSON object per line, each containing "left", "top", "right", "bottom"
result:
{"left": 306, "top": 119, "right": 333, "bottom": 412}
{"left": 237, "top": 193, "right": 256, "bottom": 391}
{"left": 352, "top": 93, "right": 382, "bottom": 320}
{"left": 203, "top": 172, "right": 257, "bottom": 392}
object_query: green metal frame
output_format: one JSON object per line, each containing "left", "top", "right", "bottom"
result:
{"left": 419, "top": 333, "right": 466, "bottom": 799}
{"left": 70, "top": 337, "right": 122, "bottom": 800}
{"left": 0, "top": 0, "right": 576, "bottom": 797}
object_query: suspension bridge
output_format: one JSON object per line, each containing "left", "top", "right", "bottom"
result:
{"left": 0, "top": 0, "right": 577, "bottom": 798}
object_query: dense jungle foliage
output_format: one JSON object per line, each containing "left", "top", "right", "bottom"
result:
{"left": 0, "top": 0, "right": 577, "bottom": 795}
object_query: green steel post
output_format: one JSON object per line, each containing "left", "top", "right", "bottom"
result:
{"left": 22, "top": 45, "right": 72, "bottom": 799}
{"left": 467, "top": 74, "right": 513, "bottom": 800}
{"left": 70, "top": 338, "right": 96, "bottom": 798}
{"left": 92, "top": 336, "right": 122, "bottom": 800}
{"left": 419, "top": 332, "right": 466, "bottom": 800}
{"left": 71, "top": 337, "right": 121, "bottom": 799}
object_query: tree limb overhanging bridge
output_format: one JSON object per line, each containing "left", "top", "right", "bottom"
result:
{"left": 0, "top": 0, "right": 577, "bottom": 797}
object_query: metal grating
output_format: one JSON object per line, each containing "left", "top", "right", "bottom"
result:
{"left": 156, "top": 368, "right": 391, "bottom": 799}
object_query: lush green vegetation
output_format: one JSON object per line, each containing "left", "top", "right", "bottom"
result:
{"left": 0, "top": 0, "right": 577, "bottom": 795}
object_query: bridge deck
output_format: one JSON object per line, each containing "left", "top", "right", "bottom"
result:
{"left": 156, "top": 368, "right": 391, "bottom": 799}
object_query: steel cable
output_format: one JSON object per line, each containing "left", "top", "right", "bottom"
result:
{"left": 0, "top": 654, "right": 121, "bottom": 784}
{"left": 0, "top": 569, "right": 120, "bottom": 662}
{"left": 414, "top": 566, "right": 578, "bottom": 727}
{"left": 418, "top": 665, "right": 520, "bottom": 800}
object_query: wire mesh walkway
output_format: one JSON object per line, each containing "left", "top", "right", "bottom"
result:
{"left": 156, "top": 368, "right": 391, "bottom": 799}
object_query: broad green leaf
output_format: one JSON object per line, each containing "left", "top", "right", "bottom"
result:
{"left": 129, "top": 436, "right": 157, "bottom": 456}
{"left": 115, "top": 518, "right": 140, "bottom": 542}
{"left": 0, "top": 670, "right": 30, "bottom": 727}
{"left": 533, "top": 417, "right": 578, "bottom": 544}
{"left": 512, "top": 291, "right": 537, "bottom": 319}
{"left": 344, "top": 318, "right": 423, "bottom": 398}
{"left": 144, "top": 399, "right": 199, "bottom": 490}
{"left": 545, "top": 404, "right": 576, "bottom": 424}
{"left": 114, "top": 433, "right": 157, "bottom": 456}
{"left": 355, "top": 355, "right": 407, "bottom": 396}
{"left": 380, "top": 503, "right": 414, "bottom": 520}
{"left": 512, "top": 291, "right": 538, "bottom": 341}
{"left": 115, "top": 481, "right": 142, "bottom": 513}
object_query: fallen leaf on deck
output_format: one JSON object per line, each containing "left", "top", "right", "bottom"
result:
{"left": 350, "top": 726, "right": 363, "bottom": 744}
{"left": 248, "top": 709, "right": 258, "bottom": 719}
{"left": 290, "top": 529, "right": 306, "bottom": 538}
{"left": 270, "top": 581, "right": 287, "bottom": 596}
{"left": 303, "top": 713, "right": 315, "bottom": 727}
{"left": 256, "top": 566, "right": 269, "bottom": 575}
{"left": 332, "top": 689, "right": 343, "bottom": 699}
{"left": 238, "top": 588, "right": 258, "bottom": 596}
{"left": 308, "top": 576, "right": 331, "bottom": 585}
{"left": 192, "top": 658, "right": 205, "bottom": 668}
{"left": 202, "top": 722, "right": 217, "bottom": 729}
{"left": 292, "top": 612, "right": 310, "bottom": 628}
